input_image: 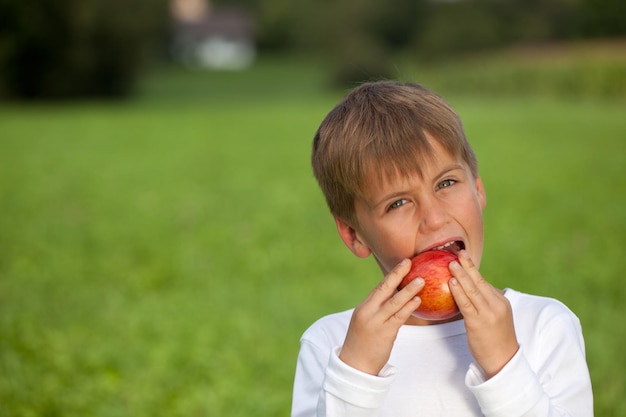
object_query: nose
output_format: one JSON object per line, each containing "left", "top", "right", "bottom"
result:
{"left": 417, "top": 196, "right": 451, "bottom": 234}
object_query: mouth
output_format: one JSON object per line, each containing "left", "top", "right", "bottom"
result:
{"left": 428, "top": 240, "right": 465, "bottom": 257}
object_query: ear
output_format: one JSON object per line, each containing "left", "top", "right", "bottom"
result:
{"left": 334, "top": 216, "right": 372, "bottom": 259}
{"left": 475, "top": 176, "right": 487, "bottom": 210}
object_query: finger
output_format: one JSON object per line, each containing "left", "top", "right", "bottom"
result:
{"left": 390, "top": 293, "right": 423, "bottom": 324}
{"left": 449, "top": 255, "right": 487, "bottom": 314}
{"left": 457, "top": 250, "right": 501, "bottom": 300}
{"left": 449, "top": 258, "right": 478, "bottom": 293}
{"left": 368, "top": 258, "right": 412, "bottom": 303}
{"left": 453, "top": 252, "right": 488, "bottom": 294}
{"left": 449, "top": 276, "right": 478, "bottom": 316}
{"left": 458, "top": 250, "right": 484, "bottom": 286}
{"left": 382, "top": 276, "right": 424, "bottom": 318}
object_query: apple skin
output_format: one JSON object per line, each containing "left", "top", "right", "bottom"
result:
{"left": 398, "top": 250, "right": 460, "bottom": 321}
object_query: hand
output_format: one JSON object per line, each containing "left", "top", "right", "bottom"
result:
{"left": 449, "top": 250, "right": 519, "bottom": 379}
{"left": 339, "top": 258, "right": 424, "bottom": 375}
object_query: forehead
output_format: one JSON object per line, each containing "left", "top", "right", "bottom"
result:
{"left": 357, "top": 139, "right": 461, "bottom": 203}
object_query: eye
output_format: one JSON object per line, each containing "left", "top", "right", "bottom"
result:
{"left": 437, "top": 179, "right": 456, "bottom": 190}
{"left": 388, "top": 199, "right": 407, "bottom": 210}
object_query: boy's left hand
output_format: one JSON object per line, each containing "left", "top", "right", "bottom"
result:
{"left": 448, "top": 250, "right": 519, "bottom": 379}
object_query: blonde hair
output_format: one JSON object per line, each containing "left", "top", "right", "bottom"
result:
{"left": 312, "top": 81, "right": 478, "bottom": 225}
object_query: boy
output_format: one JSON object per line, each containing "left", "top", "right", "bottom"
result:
{"left": 291, "top": 81, "right": 593, "bottom": 416}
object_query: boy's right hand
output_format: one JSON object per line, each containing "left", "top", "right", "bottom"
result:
{"left": 339, "top": 258, "right": 424, "bottom": 375}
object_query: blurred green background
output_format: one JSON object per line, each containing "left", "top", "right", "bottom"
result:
{"left": 1, "top": 0, "right": 625, "bottom": 416}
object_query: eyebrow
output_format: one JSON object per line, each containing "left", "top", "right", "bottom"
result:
{"left": 366, "top": 163, "right": 467, "bottom": 210}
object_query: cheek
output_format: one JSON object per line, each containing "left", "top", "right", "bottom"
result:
{"left": 372, "top": 229, "right": 416, "bottom": 271}
{"left": 468, "top": 206, "right": 485, "bottom": 266}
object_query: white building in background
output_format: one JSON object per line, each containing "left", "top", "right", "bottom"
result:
{"left": 170, "top": 0, "right": 256, "bottom": 70}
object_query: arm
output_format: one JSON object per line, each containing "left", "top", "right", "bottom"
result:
{"left": 291, "top": 259, "right": 424, "bottom": 417}
{"left": 466, "top": 313, "right": 593, "bottom": 417}
{"left": 448, "top": 250, "right": 520, "bottom": 379}
{"left": 449, "top": 250, "right": 593, "bottom": 416}
{"left": 292, "top": 339, "right": 330, "bottom": 417}
{"left": 292, "top": 342, "right": 397, "bottom": 417}
{"left": 338, "top": 258, "right": 424, "bottom": 375}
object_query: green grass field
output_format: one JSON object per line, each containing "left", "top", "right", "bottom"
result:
{"left": 1, "top": 52, "right": 625, "bottom": 416}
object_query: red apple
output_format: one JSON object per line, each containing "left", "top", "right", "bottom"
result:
{"left": 398, "top": 250, "right": 460, "bottom": 321}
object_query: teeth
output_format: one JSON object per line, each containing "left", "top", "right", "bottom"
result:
{"left": 434, "top": 241, "right": 455, "bottom": 250}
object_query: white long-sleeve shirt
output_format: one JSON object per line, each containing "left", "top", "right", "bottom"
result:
{"left": 291, "top": 289, "right": 593, "bottom": 417}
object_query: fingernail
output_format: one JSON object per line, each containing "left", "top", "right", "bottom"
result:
{"left": 411, "top": 277, "right": 424, "bottom": 287}
{"left": 450, "top": 260, "right": 460, "bottom": 268}
{"left": 400, "top": 258, "right": 410, "bottom": 266}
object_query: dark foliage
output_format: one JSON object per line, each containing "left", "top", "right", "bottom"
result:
{"left": 0, "top": 0, "right": 168, "bottom": 99}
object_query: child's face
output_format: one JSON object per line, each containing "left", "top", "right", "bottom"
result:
{"left": 337, "top": 134, "right": 487, "bottom": 275}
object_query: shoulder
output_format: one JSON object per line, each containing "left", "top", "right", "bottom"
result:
{"left": 505, "top": 288, "right": 579, "bottom": 320}
{"left": 505, "top": 288, "right": 583, "bottom": 341}
{"left": 300, "top": 309, "right": 353, "bottom": 349}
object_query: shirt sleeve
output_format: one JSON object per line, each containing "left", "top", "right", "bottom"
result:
{"left": 465, "top": 311, "right": 593, "bottom": 417}
{"left": 292, "top": 339, "right": 329, "bottom": 417}
{"left": 292, "top": 342, "right": 396, "bottom": 417}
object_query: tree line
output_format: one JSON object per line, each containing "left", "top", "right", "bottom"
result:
{"left": 0, "top": 0, "right": 623, "bottom": 99}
